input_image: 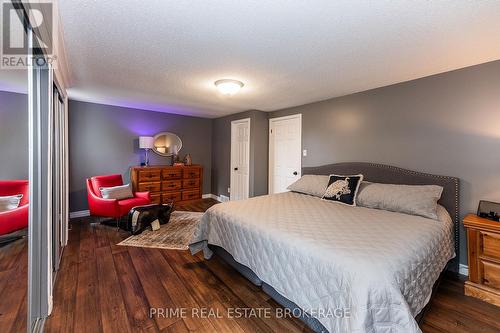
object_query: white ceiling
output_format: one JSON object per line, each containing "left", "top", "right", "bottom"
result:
{"left": 3, "top": 1, "right": 500, "bottom": 118}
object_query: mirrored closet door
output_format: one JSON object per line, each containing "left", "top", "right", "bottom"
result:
{"left": 51, "top": 84, "right": 68, "bottom": 274}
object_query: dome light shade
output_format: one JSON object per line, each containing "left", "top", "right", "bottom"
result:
{"left": 214, "top": 79, "right": 244, "bottom": 95}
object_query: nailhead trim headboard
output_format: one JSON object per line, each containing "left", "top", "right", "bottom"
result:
{"left": 302, "top": 162, "right": 460, "bottom": 272}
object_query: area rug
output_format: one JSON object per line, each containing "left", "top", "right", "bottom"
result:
{"left": 117, "top": 211, "right": 204, "bottom": 250}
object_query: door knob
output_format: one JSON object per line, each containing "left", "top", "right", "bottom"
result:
{"left": 293, "top": 171, "right": 298, "bottom": 175}
{"left": 234, "top": 167, "right": 238, "bottom": 171}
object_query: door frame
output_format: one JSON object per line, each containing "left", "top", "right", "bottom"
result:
{"left": 268, "top": 114, "right": 302, "bottom": 194}
{"left": 230, "top": 118, "right": 251, "bottom": 200}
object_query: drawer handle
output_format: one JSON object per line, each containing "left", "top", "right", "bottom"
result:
{"left": 169, "top": 173, "right": 176, "bottom": 177}
{"left": 484, "top": 278, "right": 490, "bottom": 283}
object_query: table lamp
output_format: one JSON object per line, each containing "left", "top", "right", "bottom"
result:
{"left": 139, "top": 136, "right": 154, "bottom": 166}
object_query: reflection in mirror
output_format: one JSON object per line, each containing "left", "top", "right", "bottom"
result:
{"left": 152, "top": 132, "right": 182, "bottom": 156}
{"left": 0, "top": 67, "right": 28, "bottom": 328}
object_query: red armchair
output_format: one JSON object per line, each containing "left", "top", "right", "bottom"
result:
{"left": 0, "top": 180, "right": 29, "bottom": 235}
{"left": 86, "top": 174, "right": 150, "bottom": 224}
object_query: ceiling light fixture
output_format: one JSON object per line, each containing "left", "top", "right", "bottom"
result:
{"left": 214, "top": 79, "right": 244, "bottom": 96}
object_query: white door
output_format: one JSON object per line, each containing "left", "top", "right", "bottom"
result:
{"left": 269, "top": 114, "right": 302, "bottom": 194}
{"left": 230, "top": 118, "right": 250, "bottom": 200}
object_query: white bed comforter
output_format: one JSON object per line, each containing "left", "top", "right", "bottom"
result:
{"left": 192, "top": 192, "right": 455, "bottom": 333}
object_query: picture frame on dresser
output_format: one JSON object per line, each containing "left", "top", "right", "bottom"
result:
{"left": 130, "top": 165, "right": 203, "bottom": 205}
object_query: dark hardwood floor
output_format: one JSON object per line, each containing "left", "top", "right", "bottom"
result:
{"left": 27, "top": 198, "right": 500, "bottom": 332}
{"left": 0, "top": 231, "right": 28, "bottom": 333}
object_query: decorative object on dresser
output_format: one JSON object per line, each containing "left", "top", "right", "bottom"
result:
{"left": 464, "top": 213, "right": 500, "bottom": 307}
{"left": 130, "top": 165, "right": 203, "bottom": 205}
{"left": 138, "top": 136, "right": 154, "bottom": 166}
{"left": 183, "top": 153, "right": 192, "bottom": 166}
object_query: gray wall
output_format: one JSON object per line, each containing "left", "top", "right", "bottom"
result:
{"left": 269, "top": 60, "right": 500, "bottom": 266}
{"left": 69, "top": 100, "right": 213, "bottom": 211}
{"left": 211, "top": 110, "right": 268, "bottom": 198}
{"left": 0, "top": 91, "right": 28, "bottom": 180}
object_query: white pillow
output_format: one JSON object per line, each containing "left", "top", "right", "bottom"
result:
{"left": 99, "top": 184, "right": 133, "bottom": 200}
{"left": 0, "top": 194, "right": 23, "bottom": 212}
{"left": 436, "top": 204, "right": 453, "bottom": 225}
{"left": 357, "top": 182, "right": 443, "bottom": 220}
{"left": 287, "top": 175, "right": 329, "bottom": 197}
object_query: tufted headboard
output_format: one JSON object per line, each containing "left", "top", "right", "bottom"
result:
{"left": 302, "top": 162, "right": 460, "bottom": 271}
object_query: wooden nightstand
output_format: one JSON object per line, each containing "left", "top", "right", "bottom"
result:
{"left": 463, "top": 214, "right": 500, "bottom": 306}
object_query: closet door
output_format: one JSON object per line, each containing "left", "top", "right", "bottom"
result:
{"left": 52, "top": 85, "right": 65, "bottom": 272}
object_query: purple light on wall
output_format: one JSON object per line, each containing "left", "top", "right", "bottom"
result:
{"left": 104, "top": 97, "right": 196, "bottom": 116}
{"left": 0, "top": 83, "right": 27, "bottom": 94}
{"left": 123, "top": 122, "right": 157, "bottom": 136}
{"left": 98, "top": 96, "right": 198, "bottom": 135}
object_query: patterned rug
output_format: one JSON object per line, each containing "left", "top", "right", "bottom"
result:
{"left": 117, "top": 211, "right": 204, "bottom": 250}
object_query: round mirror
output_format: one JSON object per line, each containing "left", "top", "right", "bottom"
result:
{"left": 152, "top": 132, "right": 182, "bottom": 157}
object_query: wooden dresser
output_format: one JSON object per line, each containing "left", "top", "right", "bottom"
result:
{"left": 464, "top": 213, "right": 500, "bottom": 306}
{"left": 130, "top": 165, "right": 203, "bottom": 204}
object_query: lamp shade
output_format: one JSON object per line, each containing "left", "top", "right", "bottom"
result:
{"left": 139, "top": 136, "right": 154, "bottom": 149}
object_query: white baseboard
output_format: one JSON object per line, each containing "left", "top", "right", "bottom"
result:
{"left": 459, "top": 264, "right": 469, "bottom": 277}
{"left": 69, "top": 210, "right": 90, "bottom": 219}
{"left": 202, "top": 194, "right": 229, "bottom": 202}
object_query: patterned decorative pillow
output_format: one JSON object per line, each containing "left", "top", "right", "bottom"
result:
{"left": 100, "top": 183, "right": 133, "bottom": 200}
{"left": 322, "top": 174, "right": 364, "bottom": 206}
{"left": 0, "top": 194, "right": 23, "bottom": 212}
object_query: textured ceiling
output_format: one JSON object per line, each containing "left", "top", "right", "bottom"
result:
{"left": 6, "top": 1, "right": 500, "bottom": 118}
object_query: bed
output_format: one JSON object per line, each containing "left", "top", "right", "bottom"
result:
{"left": 190, "top": 163, "right": 460, "bottom": 333}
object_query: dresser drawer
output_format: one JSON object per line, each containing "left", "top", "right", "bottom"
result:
{"left": 481, "top": 260, "right": 500, "bottom": 290}
{"left": 162, "top": 192, "right": 182, "bottom": 203}
{"left": 183, "top": 167, "right": 200, "bottom": 179}
{"left": 138, "top": 181, "right": 161, "bottom": 192}
{"left": 481, "top": 231, "right": 500, "bottom": 260}
{"left": 162, "top": 180, "right": 182, "bottom": 191}
{"left": 150, "top": 193, "right": 162, "bottom": 204}
{"left": 162, "top": 169, "right": 182, "bottom": 180}
{"left": 138, "top": 170, "right": 161, "bottom": 182}
{"left": 182, "top": 178, "right": 200, "bottom": 189}
{"left": 182, "top": 189, "right": 200, "bottom": 201}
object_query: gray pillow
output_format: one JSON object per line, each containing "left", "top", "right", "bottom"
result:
{"left": 357, "top": 182, "right": 443, "bottom": 220}
{"left": 287, "top": 175, "right": 329, "bottom": 197}
{"left": 0, "top": 194, "right": 23, "bottom": 212}
{"left": 100, "top": 184, "right": 133, "bottom": 200}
